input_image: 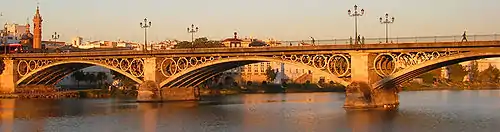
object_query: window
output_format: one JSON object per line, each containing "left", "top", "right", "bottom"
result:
{"left": 296, "top": 69, "right": 299, "bottom": 73}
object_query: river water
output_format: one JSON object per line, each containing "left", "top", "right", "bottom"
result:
{"left": 1, "top": 90, "right": 500, "bottom": 132}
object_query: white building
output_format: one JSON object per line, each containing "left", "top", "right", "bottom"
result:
{"left": 4, "top": 23, "right": 27, "bottom": 39}
{"left": 71, "top": 36, "right": 83, "bottom": 47}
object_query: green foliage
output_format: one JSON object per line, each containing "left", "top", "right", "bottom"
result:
{"left": 96, "top": 72, "right": 108, "bottom": 86}
{"left": 174, "top": 37, "right": 224, "bottom": 49}
{"left": 449, "top": 64, "right": 467, "bottom": 82}
{"left": 419, "top": 72, "right": 436, "bottom": 84}
{"left": 71, "top": 70, "right": 86, "bottom": 88}
{"left": 265, "top": 66, "right": 277, "bottom": 82}
{"left": 478, "top": 64, "right": 500, "bottom": 83}
{"left": 469, "top": 61, "right": 480, "bottom": 82}
{"left": 85, "top": 73, "right": 96, "bottom": 84}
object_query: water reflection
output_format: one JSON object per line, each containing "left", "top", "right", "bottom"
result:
{"left": 0, "top": 91, "right": 499, "bottom": 131}
{"left": 0, "top": 99, "right": 15, "bottom": 132}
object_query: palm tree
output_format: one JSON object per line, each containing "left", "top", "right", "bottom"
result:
{"left": 96, "top": 72, "right": 108, "bottom": 87}
{"left": 71, "top": 70, "right": 86, "bottom": 89}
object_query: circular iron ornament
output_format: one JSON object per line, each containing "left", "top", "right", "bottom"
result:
{"left": 160, "top": 58, "right": 178, "bottom": 77}
{"left": 17, "top": 60, "right": 30, "bottom": 76}
{"left": 119, "top": 59, "right": 131, "bottom": 71}
{"left": 281, "top": 55, "right": 287, "bottom": 61}
{"left": 130, "top": 59, "right": 144, "bottom": 77}
{"left": 290, "top": 55, "right": 299, "bottom": 62}
{"left": 189, "top": 57, "right": 199, "bottom": 66}
{"left": 111, "top": 59, "right": 120, "bottom": 67}
{"left": 37, "top": 60, "right": 45, "bottom": 68}
{"left": 300, "top": 55, "right": 311, "bottom": 65}
{"left": 200, "top": 57, "right": 207, "bottom": 63}
{"left": 374, "top": 53, "right": 397, "bottom": 77}
{"left": 177, "top": 57, "right": 189, "bottom": 70}
{"left": 431, "top": 51, "right": 440, "bottom": 59}
{"left": 104, "top": 59, "right": 112, "bottom": 66}
{"left": 313, "top": 55, "right": 328, "bottom": 69}
{"left": 28, "top": 60, "right": 38, "bottom": 71}
{"left": 209, "top": 56, "right": 215, "bottom": 61}
{"left": 327, "top": 54, "right": 351, "bottom": 77}
{"left": 396, "top": 53, "right": 414, "bottom": 69}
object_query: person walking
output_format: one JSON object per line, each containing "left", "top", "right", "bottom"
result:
{"left": 462, "top": 31, "right": 468, "bottom": 42}
{"left": 310, "top": 36, "right": 315, "bottom": 45}
{"left": 357, "top": 35, "right": 361, "bottom": 45}
{"left": 349, "top": 37, "right": 353, "bottom": 45}
{"left": 362, "top": 36, "right": 365, "bottom": 44}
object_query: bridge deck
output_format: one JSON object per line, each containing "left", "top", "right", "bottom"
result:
{"left": 4, "top": 41, "right": 500, "bottom": 58}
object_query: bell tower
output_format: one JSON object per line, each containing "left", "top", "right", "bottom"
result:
{"left": 33, "top": 5, "right": 43, "bottom": 49}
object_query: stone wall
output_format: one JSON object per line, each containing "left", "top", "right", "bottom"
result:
{"left": 161, "top": 87, "right": 196, "bottom": 101}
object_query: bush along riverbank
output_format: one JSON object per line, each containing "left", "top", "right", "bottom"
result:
{"left": 401, "top": 81, "right": 500, "bottom": 91}
{"left": 0, "top": 85, "right": 137, "bottom": 99}
{"left": 199, "top": 82, "right": 346, "bottom": 96}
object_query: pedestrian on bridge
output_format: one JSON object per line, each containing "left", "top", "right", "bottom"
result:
{"left": 357, "top": 35, "right": 361, "bottom": 44}
{"left": 310, "top": 36, "right": 315, "bottom": 45}
{"left": 362, "top": 36, "right": 365, "bottom": 44}
{"left": 462, "top": 31, "right": 468, "bottom": 42}
{"left": 349, "top": 37, "right": 353, "bottom": 45}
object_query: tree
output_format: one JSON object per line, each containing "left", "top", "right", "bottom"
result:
{"left": 417, "top": 68, "right": 440, "bottom": 84}
{"left": 468, "top": 61, "right": 480, "bottom": 82}
{"left": 448, "top": 64, "right": 467, "bottom": 82}
{"left": 71, "top": 70, "right": 86, "bottom": 88}
{"left": 478, "top": 64, "right": 500, "bottom": 83}
{"left": 96, "top": 72, "right": 108, "bottom": 87}
{"left": 174, "top": 37, "right": 224, "bottom": 49}
{"left": 265, "top": 66, "right": 277, "bottom": 82}
{"left": 86, "top": 73, "right": 97, "bottom": 85}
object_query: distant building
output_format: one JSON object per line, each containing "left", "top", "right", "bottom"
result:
{"left": 71, "top": 36, "right": 83, "bottom": 47}
{"left": 4, "top": 23, "right": 27, "bottom": 39}
{"left": 33, "top": 5, "right": 43, "bottom": 49}
{"left": 220, "top": 32, "right": 322, "bottom": 84}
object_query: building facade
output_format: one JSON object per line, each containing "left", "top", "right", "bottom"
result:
{"left": 220, "top": 32, "right": 321, "bottom": 84}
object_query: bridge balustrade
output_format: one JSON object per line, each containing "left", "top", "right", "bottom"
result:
{"left": 281, "top": 34, "right": 499, "bottom": 46}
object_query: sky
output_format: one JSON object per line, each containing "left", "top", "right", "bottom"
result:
{"left": 0, "top": 0, "right": 499, "bottom": 42}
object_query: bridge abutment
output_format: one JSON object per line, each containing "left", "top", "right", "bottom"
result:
{"left": 137, "top": 57, "right": 196, "bottom": 102}
{"left": 344, "top": 53, "right": 399, "bottom": 110}
{"left": 0, "top": 59, "right": 16, "bottom": 93}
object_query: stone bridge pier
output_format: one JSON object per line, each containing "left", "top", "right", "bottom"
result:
{"left": 137, "top": 57, "right": 196, "bottom": 102}
{"left": 344, "top": 52, "right": 399, "bottom": 110}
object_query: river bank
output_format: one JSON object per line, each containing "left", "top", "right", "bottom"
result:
{"left": 401, "top": 82, "right": 500, "bottom": 91}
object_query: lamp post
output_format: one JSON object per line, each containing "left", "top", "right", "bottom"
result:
{"left": 348, "top": 5, "right": 364, "bottom": 45}
{"left": 1, "top": 12, "right": 6, "bottom": 54}
{"left": 187, "top": 24, "right": 199, "bottom": 48}
{"left": 380, "top": 13, "right": 395, "bottom": 43}
{"left": 1, "top": 30, "right": 5, "bottom": 54}
{"left": 140, "top": 18, "right": 152, "bottom": 52}
{"left": 51, "top": 32, "right": 60, "bottom": 42}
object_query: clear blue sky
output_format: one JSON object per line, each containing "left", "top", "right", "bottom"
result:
{"left": 1, "top": 0, "right": 498, "bottom": 42}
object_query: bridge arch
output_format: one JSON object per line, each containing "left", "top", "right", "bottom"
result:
{"left": 16, "top": 60, "right": 143, "bottom": 86}
{"left": 159, "top": 56, "right": 351, "bottom": 88}
{"left": 374, "top": 51, "right": 500, "bottom": 89}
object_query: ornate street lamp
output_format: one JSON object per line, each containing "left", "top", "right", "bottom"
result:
{"left": 187, "top": 24, "right": 199, "bottom": 48}
{"left": 348, "top": 5, "right": 365, "bottom": 45}
{"left": 380, "top": 13, "right": 395, "bottom": 43}
{"left": 140, "top": 18, "right": 152, "bottom": 52}
{"left": 51, "top": 32, "right": 60, "bottom": 42}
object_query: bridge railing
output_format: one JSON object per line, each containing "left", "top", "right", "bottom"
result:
{"left": 280, "top": 34, "right": 499, "bottom": 46}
